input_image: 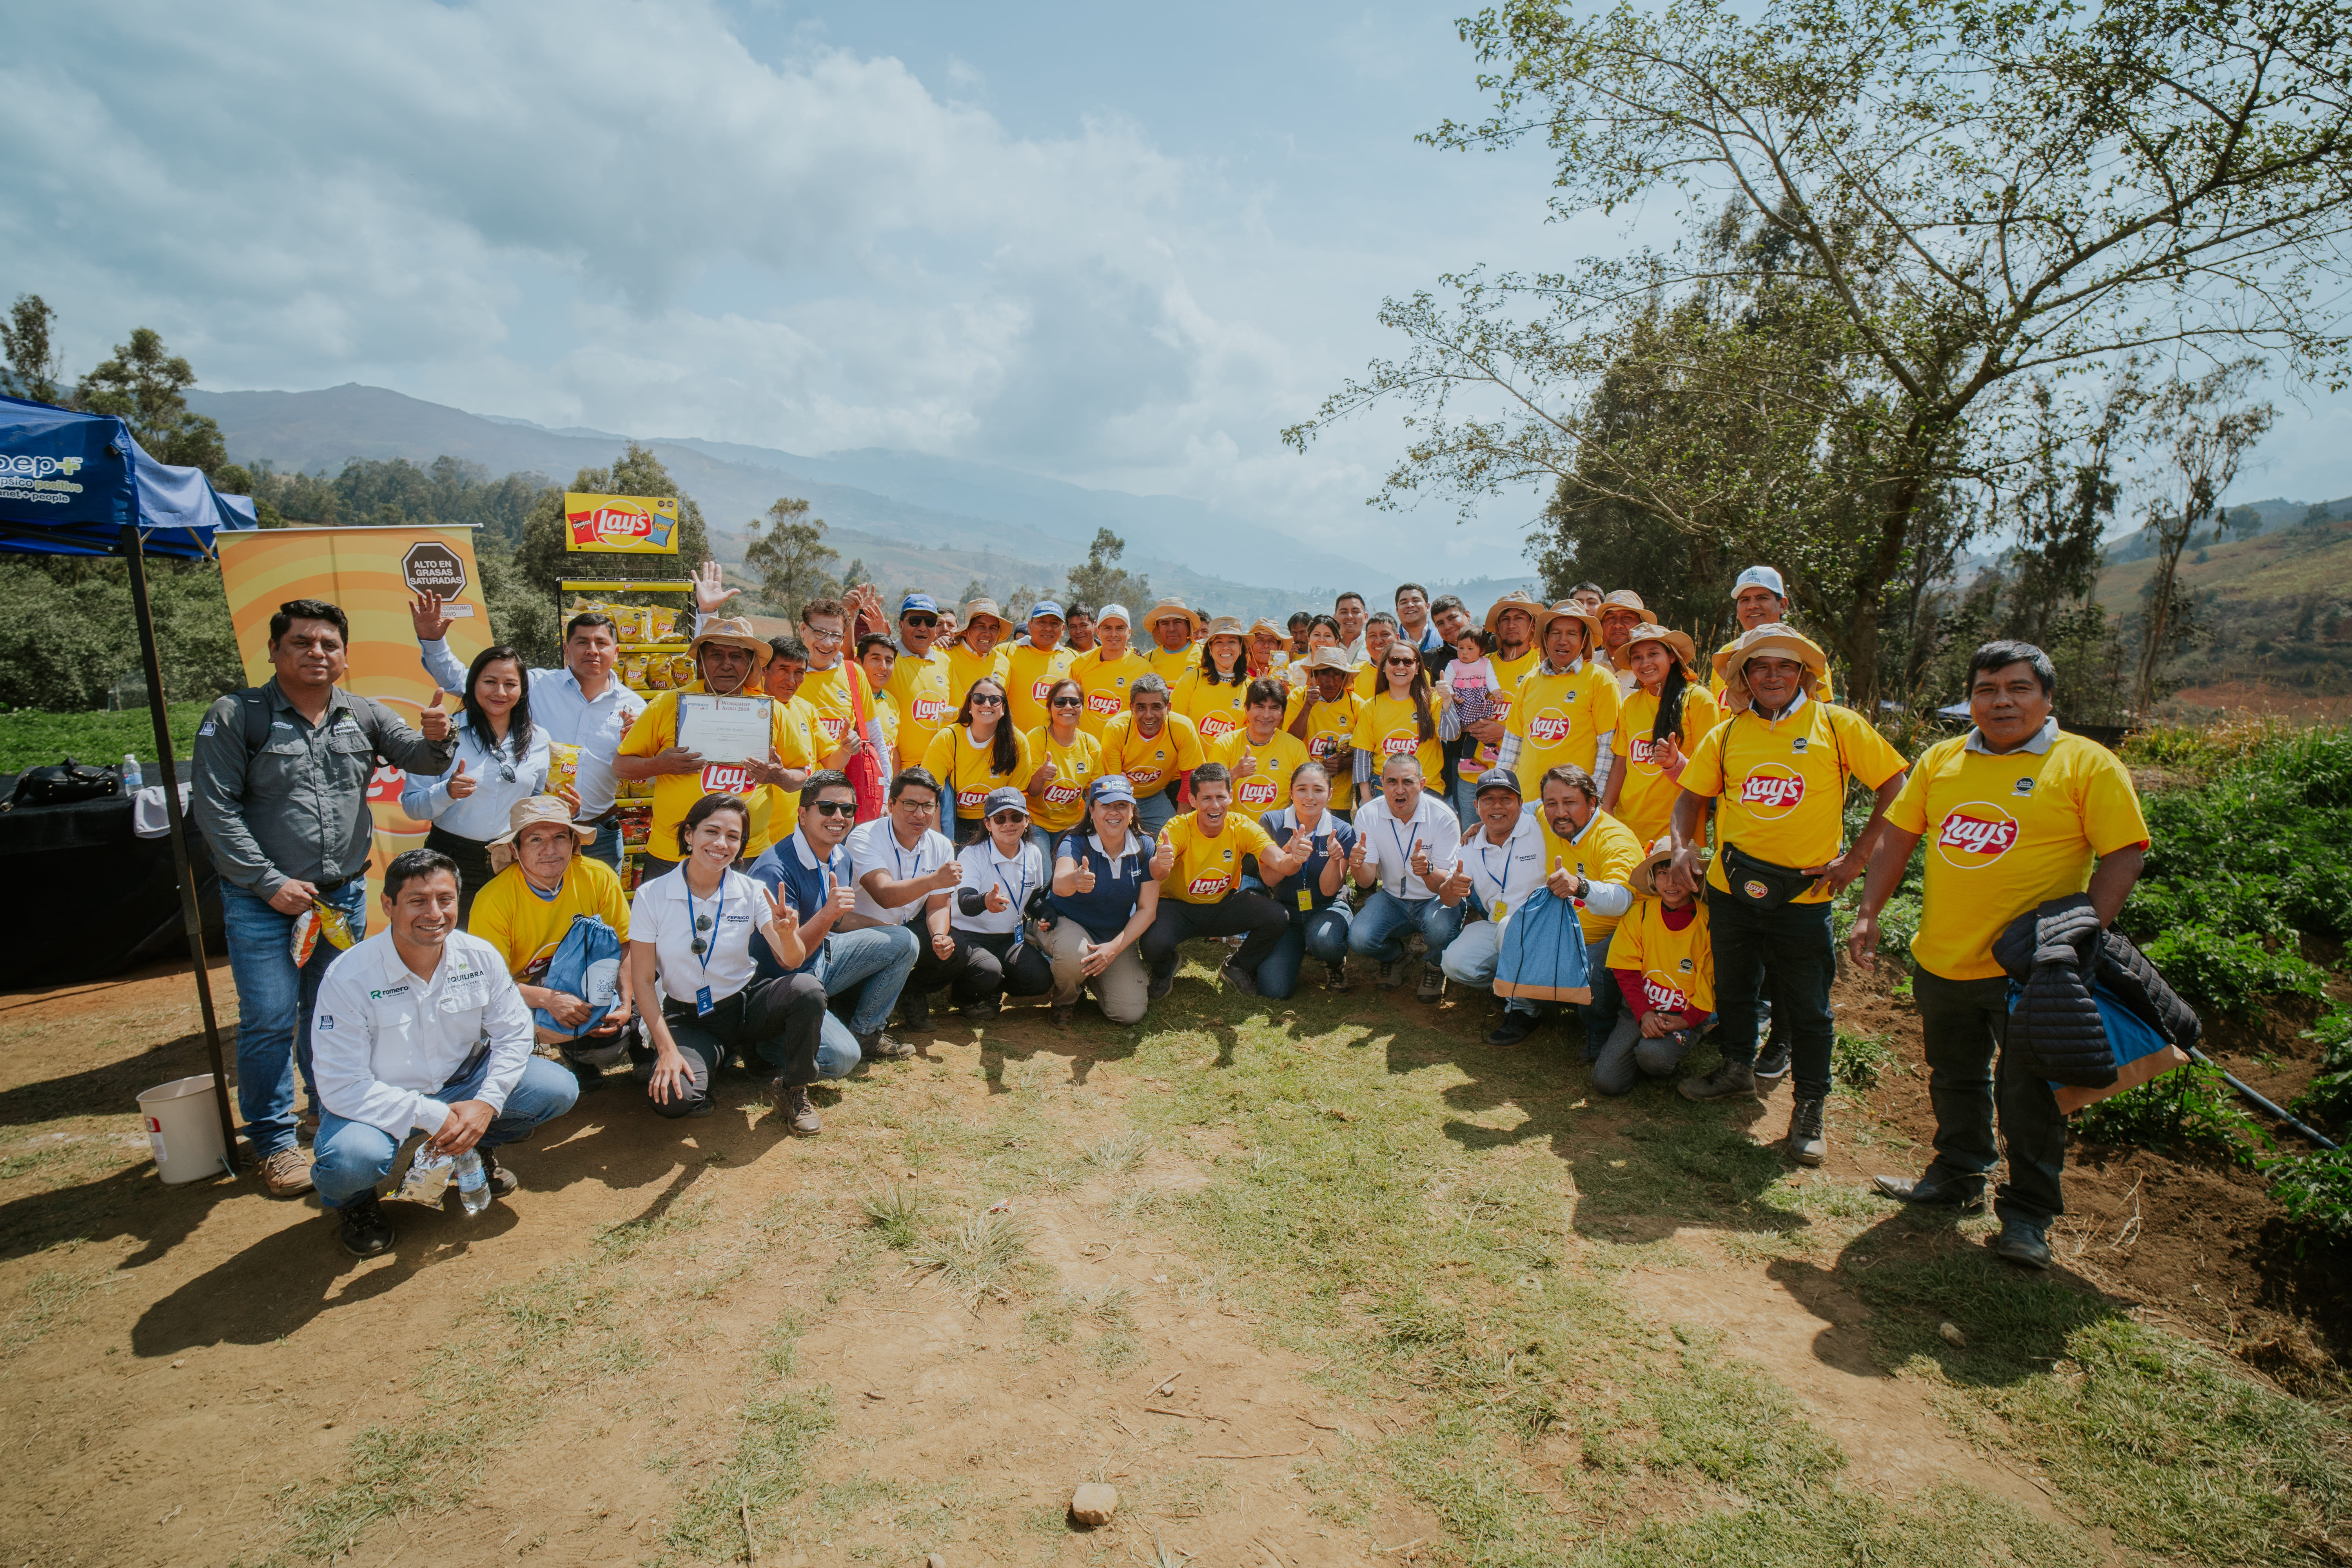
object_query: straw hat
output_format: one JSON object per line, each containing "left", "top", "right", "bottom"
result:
{"left": 1301, "top": 645, "right": 1356, "bottom": 674}
{"left": 689, "top": 615, "right": 773, "bottom": 668}
{"left": 1483, "top": 590, "right": 1546, "bottom": 637}
{"left": 1621, "top": 621, "right": 1699, "bottom": 675}
{"left": 1247, "top": 617, "right": 1284, "bottom": 640}
{"left": 1142, "top": 597, "right": 1204, "bottom": 637}
{"left": 1713, "top": 621, "right": 1830, "bottom": 710}
{"left": 1630, "top": 836, "right": 1708, "bottom": 898}
{"left": 1597, "top": 589, "right": 1650, "bottom": 622}
{"left": 1201, "top": 615, "right": 1247, "bottom": 642}
{"left": 488, "top": 795, "right": 595, "bottom": 846}
{"left": 1540, "top": 603, "right": 1606, "bottom": 662}
{"left": 959, "top": 597, "right": 1009, "bottom": 634}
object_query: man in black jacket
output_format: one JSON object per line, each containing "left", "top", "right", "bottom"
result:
{"left": 1847, "top": 641, "right": 2147, "bottom": 1268}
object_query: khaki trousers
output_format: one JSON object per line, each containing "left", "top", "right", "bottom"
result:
{"left": 1040, "top": 916, "right": 1150, "bottom": 1025}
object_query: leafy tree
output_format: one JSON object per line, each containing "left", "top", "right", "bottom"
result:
{"left": 742, "top": 497, "right": 839, "bottom": 619}
{"left": 2132, "top": 362, "right": 2276, "bottom": 711}
{"left": 1064, "top": 528, "right": 1149, "bottom": 612}
{"left": 0, "top": 294, "right": 63, "bottom": 405}
{"left": 1290, "top": 0, "right": 2352, "bottom": 715}
{"left": 77, "top": 327, "right": 226, "bottom": 473}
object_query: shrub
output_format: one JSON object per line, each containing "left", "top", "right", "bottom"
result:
{"left": 2265, "top": 1149, "right": 2352, "bottom": 1241}
{"left": 2291, "top": 1007, "right": 2352, "bottom": 1135}
{"left": 2074, "top": 1058, "right": 2270, "bottom": 1168}
{"left": 2139, "top": 926, "right": 2326, "bottom": 1021}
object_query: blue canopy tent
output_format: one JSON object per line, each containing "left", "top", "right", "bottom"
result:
{"left": 0, "top": 391, "right": 258, "bottom": 1176}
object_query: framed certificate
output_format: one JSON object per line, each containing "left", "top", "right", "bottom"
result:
{"left": 674, "top": 694, "right": 773, "bottom": 765}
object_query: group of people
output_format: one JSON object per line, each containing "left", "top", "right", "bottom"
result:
{"left": 191, "top": 559, "right": 2152, "bottom": 1274}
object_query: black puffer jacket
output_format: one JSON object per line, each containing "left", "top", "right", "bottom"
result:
{"left": 1991, "top": 894, "right": 2117, "bottom": 1087}
{"left": 2090, "top": 926, "right": 2201, "bottom": 1053}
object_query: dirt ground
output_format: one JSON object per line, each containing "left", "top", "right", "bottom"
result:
{"left": 0, "top": 949, "right": 2342, "bottom": 1567}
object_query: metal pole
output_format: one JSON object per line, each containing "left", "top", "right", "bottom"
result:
{"left": 120, "top": 523, "right": 242, "bottom": 1176}
{"left": 2188, "top": 1046, "right": 2340, "bottom": 1152}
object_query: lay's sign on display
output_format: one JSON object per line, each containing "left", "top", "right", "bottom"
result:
{"left": 565, "top": 492, "right": 680, "bottom": 554}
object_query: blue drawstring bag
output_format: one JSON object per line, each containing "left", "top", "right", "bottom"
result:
{"left": 1493, "top": 889, "right": 1593, "bottom": 1006}
{"left": 534, "top": 914, "right": 624, "bottom": 1037}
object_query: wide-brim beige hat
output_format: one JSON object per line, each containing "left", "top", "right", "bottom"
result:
{"left": 1597, "top": 589, "right": 1649, "bottom": 621}
{"left": 1483, "top": 590, "right": 1546, "bottom": 637}
{"left": 1622, "top": 622, "right": 1699, "bottom": 675}
{"left": 1201, "top": 615, "right": 1247, "bottom": 642}
{"left": 1248, "top": 617, "right": 1283, "bottom": 640}
{"left": 489, "top": 794, "right": 597, "bottom": 846}
{"left": 1541, "top": 603, "right": 1606, "bottom": 661}
{"left": 1630, "top": 836, "right": 1708, "bottom": 899}
{"left": 1143, "top": 598, "right": 1204, "bottom": 637}
{"left": 1713, "top": 621, "right": 1829, "bottom": 710}
{"left": 960, "top": 598, "right": 1009, "bottom": 633}
{"left": 1302, "top": 645, "right": 1356, "bottom": 673}
{"left": 688, "top": 616, "right": 773, "bottom": 667}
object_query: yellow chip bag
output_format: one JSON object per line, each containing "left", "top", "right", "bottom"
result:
{"left": 623, "top": 655, "right": 649, "bottom": 689}
{"left": 670, "top": 654, "right": 695, "bottom": 687}
{"left": 644, "top": 605, "right": 677, "bottom": 641}
{"left": 647, "top": 658, "right": 674, "bottom": 691}
{"left": 546, "top": 741, "right": 580, "bottom": 797}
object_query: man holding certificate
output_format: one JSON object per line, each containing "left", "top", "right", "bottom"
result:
{"left": 615, "top": 617, "right": 818, "bottom": 865}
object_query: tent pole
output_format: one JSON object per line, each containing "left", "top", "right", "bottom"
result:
{"left": 120, "top": 524, "right": 242, "bottom": 1178}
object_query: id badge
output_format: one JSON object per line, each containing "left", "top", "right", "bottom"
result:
{"left": 1491, "top": 900, "right": 1507, "bottom": 921}
{"left": 1297, "top": 889, "right": 1313, "bottom": 911}
{"left": 695, "top": 985, "right": 715, "bottom": 1017}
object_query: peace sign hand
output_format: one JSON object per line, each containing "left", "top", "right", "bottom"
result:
{"left": 757, "top": 884, "right": 799, "bottom": 946}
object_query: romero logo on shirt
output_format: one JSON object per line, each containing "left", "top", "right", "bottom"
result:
{"left": 1528, "top": 710, "right": 1571, "bottom": 744}
{"left": 700, "top": 762, "right": 752, "bottom": 794}
{"left": 1737, "top": 764, "right": 1806, "bottom": 818}
{"left": 1186, "top": 873, "right": 1231, "bottom": 897}
{"left": 1933, "top": 802, "right": 2021, "bottom": 867}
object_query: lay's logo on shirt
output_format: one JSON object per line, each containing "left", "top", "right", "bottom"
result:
{"left": 1237, "top": 775, "right": 1278, "bottom": 806}
{"left": 1186, "top": 873, "right": 1230, "bottom": 897}
{"left": 957, "top": 785, "right": 987, "bottom": 809}
{"left": 1198, "top": 714, "right": 1239, "bottom": 740}
{"left": 1737, "top": 764, "right": 1805, "bottom": 816}
{"left": 1529, "top": 710, "right": 1571, "bottom": 744}
{"left": 1628, "top": 735, "right": 1659, "bottom": 768}
{"left": 1031, "top": 676, "right": 1055, "bottom": 700}
{"left": 1044, "top": 779, "right": 1082, "bottom": 806}
{"left": 1935, "top": 803, "right": 2020, "bottom": 866}
{"left": 912, "top": 696, "right": 949, "bottom": 724}
{"left": 1085, "top": 688, "right": 1125, "bottom": 717}
{"left": 1380, "top": 731, "right": 1418, "bottom": 756}
{"left": 700, "top": 763, "right": 752, "bottom": 794}
{"left": 1642, "top": 974, "right": 1690, "bottom": 1011}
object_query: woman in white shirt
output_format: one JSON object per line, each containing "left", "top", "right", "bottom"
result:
{"left": 401, "top": 645, "right": 554, "bottom": 922}
{"left": 945, "top": 786, "right": 1054, "bottom": 1017}
{"left": 627, "top": 792, "right": 831, "bottom": 1133}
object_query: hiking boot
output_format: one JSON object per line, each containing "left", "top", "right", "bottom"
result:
{"left": 779, "top": 1084, "right": 822, "bottom": 1136}
{"left": 1787, "top": 1096, "right": 1828, "bottom": 1166}
{"left": 1051, "top": 1003, "right": 1075, "bottom": 1027}
{"left": 260, "top": 1146, "right": 314, "bottom": 1197}
{"left": 1324, "top": 962, "right": 1350, "bottom": 994}
{"left": 479, "top": 1146, "right": 518, "bottom": 1198}
{"left": 1753, "top": 1040, "right": 1791, "bottom": 1085}
{"left": 962, "top": 1000, "right": 1001, "bottom": 1020}
{"left": 1487, "top": 1011, "right": 1539, "bottom": 1048}
{"left": 858, "top": 1029, "right": 916, "bottom": 1060}
{"left": 1375, "top": 960, "right": 1403, "bottom": 990}
{"left": 336, "top": 1193, "right": 396, "bottom": 1258}
{"left": 1991, "top": 1218, "right": 2052, "bottom": 1269}
{"left": 899, "top": 996, "right": 933, "bottom": 1031}
{"left": 1679, "top": 1059, "right": 1757, "bottom": 1102}
{"left": 567, "top": 1058, "right": 609, "bottom": 1093}
{"left": 1416, "top": 965, "right": 1445, "bottom": 1002}
{"left": 1220, "top": 960, "right": 1260, "bottom": 997}
{"left": 1147, "top": 968, "right": 1175, "bottom": 1002}
{"left": 1872, "top": 1172, "right": 1985, "bottom": 1211}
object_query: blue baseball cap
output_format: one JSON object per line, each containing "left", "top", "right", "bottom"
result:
{"left": 899, "top": 593, "right": 940, "bottom": 616}
{"left": 982, "top": 786, "right": 1030, "bottom": 820}
{"left": 1087, "top": 773, "right": 1136, "bottom": 806}
{"left": 1028, "top": 600, "right": 1065, "bottom": 622}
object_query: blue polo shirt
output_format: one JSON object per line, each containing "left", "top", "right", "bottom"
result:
{"left": 748, "top": 830, "right": 851, "bottom": 978}
{"left": 1049, "top": 829, "right": 1159, "bottom": 942}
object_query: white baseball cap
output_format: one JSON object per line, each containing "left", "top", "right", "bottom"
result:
{"left": 1733, "top": 565, "right": 1786, "bottom": 598}
{"left": 1096, "top": 603, "right": 1131, "bottom": 626}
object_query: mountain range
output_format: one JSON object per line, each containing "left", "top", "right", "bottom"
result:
{"left": 185, "top": 384, "right": 1538, "bottom": 620}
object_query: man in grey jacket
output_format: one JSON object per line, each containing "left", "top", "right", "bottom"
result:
{"left": 191, "top": 599, "right": 454, "bottom": 1196}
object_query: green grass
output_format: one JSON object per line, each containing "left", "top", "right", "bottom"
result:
{"left": 0, "top": 701, "right": 207, "bottom": 772}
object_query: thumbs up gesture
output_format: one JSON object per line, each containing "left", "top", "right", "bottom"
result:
{"left": 1285, "top": 822, "right": 1312, "bottom": 858}
{"left": 1546, "top": 855, "right": 1585, "bottom": 901}
{"left": 1409, "top": 841, "right": 1432, "bottom": 883}
{"left": 1150, "top": 835, "right": 1176, "bottom": 881}
{"left": 928, "top": 857, "right": 964, "bottom": 893}
{"left": 1233, "top": 749, "right": 1258, "bottom": 780}
{"left": 445, "top": 758, "right": 477, "bottom": 799}
{"left": 1029, "top": 758, "right": 1059, "bottom": 791}
{"left": 830, "top": 882, "right": 857, "bottom": 918}
{"left": 1074, "top": 857, "right": 1097, "bottom": 894}
{"left": 1438, "top": 857, "right": 1473, "bottom": 901}
{"left": 1655, "top": 733, "right": 1685, "bottom": 774}
{"left": 419, "top": 689, "right": 452, "bottom": 743}
{"left": 1347, "top": 835, "right": 1371, "bottom": 877}
{"left": 985, "top": 879, "right": 1011, "bottom": 914}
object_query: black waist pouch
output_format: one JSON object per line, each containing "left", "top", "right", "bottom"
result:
{"left": 1719, "top": 843, "right": 1816, "bottom": 911}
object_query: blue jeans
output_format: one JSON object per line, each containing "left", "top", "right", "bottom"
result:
{"left": 585, "top": 819, "right": 622, "bottom": 869}
{"left": 817, "top": 924, "right": 920, "bottom": 1053}
{"left": 1448, "top": 776, "right": 1481, "bottom": 831}
{"left": 1346, "top": 889, "right": 1466, "bottom": 967}
{"left": 312, "top": 1053, "right": 579, "bottom": 1210}
{"left": 1438, "top": 916, "right": 1532, "bottom": 1015}
{"left": 1257, "top": 904, "right": 1354, "bottom": 1000}
{"left": 1711, "top": 897, "right": 1837, "bottom": 1100}
{"left": 1573, "top": 933, "right": 1622, "bottom": 1057}
{"left": 220, "top": 878, "right": 370, "bottom": 1159}
{"left": 1134, "top": 788, "right": 1178, "bottom": 837}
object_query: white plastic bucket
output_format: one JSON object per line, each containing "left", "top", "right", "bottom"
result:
{"left": 137, "top": 1074, "right": 228, "bottom": 1184}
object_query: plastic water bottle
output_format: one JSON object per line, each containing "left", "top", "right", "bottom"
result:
{"left": 120, "top": 753, "right": 142, "bottom": 793}
{"left": 453, "top": 1149, "right": 490, "bottom": 1216}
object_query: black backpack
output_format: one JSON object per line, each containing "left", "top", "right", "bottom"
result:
{"left": 3, "top": 756, "right": 122, "bottom": 811}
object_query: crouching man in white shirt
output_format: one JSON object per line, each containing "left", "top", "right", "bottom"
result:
{"left": 310, "top": 847, "right": 581, "bottom": 1258}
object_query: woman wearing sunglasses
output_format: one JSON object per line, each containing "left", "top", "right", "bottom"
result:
{"left": 1350, "top": 641, "right": 1456, "bottom": 800}
{"left": 1025, "top": 675, "right": 1104, "bottom": 859}
{"left": 401, "top": 644, "right": 559, "bottom": 922}
{"left": 627, "top": 793, "right": 829, "bottom": 1129}
{"left": 920, "top": 675, "right": 1035, "bottom": 844}
{"left": 945, "top": 787, "right": 1055, "bottom": 1016}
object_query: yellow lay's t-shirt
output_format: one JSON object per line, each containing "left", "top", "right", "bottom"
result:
{"left": 468, "top": 855, "right": 632, "bottom": 981}
{"left": 1099, "top": 711, "right": 1205, "bottom": 797}
{"left": 1679, "top": 699, "right": 1907, "bottom": 904}
{"left": 1158, "top": 810, "right": 1278, "bottom": 905}
{"left": 1505, "top": 662, "right": 1621, "bottom": 799}
{"left": 941, "top": 640, "right": 1011, "bottom": 708}
{"left": 1145, "top": 642, "right": 1197, "bottom": 686}
{"left": 1002, "top": 642, "right": 1076, "bottom": 735}
{"left": 619, "top": 686, "right": 817, "bottom": 862}
{"left": 1072, "top": 648, "right": 1152, "bottom": 738}
{"left": 1604, "top": 897, "right": 1714, "bottom": 1015}
{"left": 1174, "top": 667, "right": 1252, "bottom": 745}
{"left": 1351, "top": 689, "right": 1448, "bottom": 790}
{"left": 1886, "top": 730, "right": 2149, "bottom": 981}
{"left": 1287, "top": 690, "right": 1365, "bottom": 811}
{"left": 795, "top": 661, "right": 878, "bottom": 758}
{"left": 1536, "top": 807, "right": 1646, "bottom": 941}
{"left": 884, "top": 649, "right": 953, "bottom": 771}
{"left": 1611, "top": 682, "right": 1725, "bottom": 848}
{"left": 1208, "top": 727, "right": 1312, "bottom": 815}
{"left": 1024, "top": 725, "right": 1105, "bottom": 835}
{"left": 921, "top": 724, "right": 1037, "bottom": 824}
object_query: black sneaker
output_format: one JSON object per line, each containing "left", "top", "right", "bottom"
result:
{"left": 1787, "top": 1096, "right": 1828, "bottom": 1166}
{"left": 961, "top": 1000, "right": 1002, "bottom": 1020}
{"left": 899, "top": 997, "right": 933, "bottom": 1031}
{"left": 1679, "top": 1060, "right": 1758, "bottom": 1102}
{"left": 1487, "top": 1011, "right": 1539, "bottom": 1048}
{"left": 859, "top": 1029, "right": 917, "bottom": 1060}
{"left": 336, "top": 1193, "right": 396, "bottom": 1259}
{"left": 1147, "top": 969, "right": 1175, "bottom": 1002}
{"left": 1220, "top": 960, "right": 1260, "bottom": 997}
{"left": 1324, "top": 962, "right": 1350, "bottom": 994}
{"left": 479, "top": 1147, "right": 519, "bottom": 1198}
{"left": 1754, "top": 1040, "right": 1791, "bottom": 1084}
{"left": 1872, "top": 1172, "right": 1986, "bottom": 1210}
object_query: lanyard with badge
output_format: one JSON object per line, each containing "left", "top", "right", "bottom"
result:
{"left": 994, "top": 850, "right": 1032, "bottom": 958}
{"left": 1288, "top": 811, "right": 1321, "bottom": 911}
{"left": 687, "top": 879, "right": 727, "bottom": 1015}
{"left": 1385, "top": 811, "right": 1422, "bottom": 892}
{"left": 1473, "top": 835, "right": 1513, "bottom": 920}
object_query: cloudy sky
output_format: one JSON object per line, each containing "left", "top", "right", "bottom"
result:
{"left": 7, "top": 0, "right": 2348, "bottom": 580}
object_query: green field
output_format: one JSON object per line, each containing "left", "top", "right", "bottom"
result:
{"left": 0, "top": 702, "right": 209, "bottom": 774}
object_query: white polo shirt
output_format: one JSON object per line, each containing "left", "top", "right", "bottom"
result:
{"left": 1355, "top": 790, "right": 1464, "bottom": 901}
{"left": 311, "top": 929, "right": 534, "bottom": 1139}
{"left": 951, "top": 839, "right": 1047, "bottom": 935}
{"left": 1457, "top": 808, "right": 1548, "bottom": 926}
{"left": 845, "top": 817, "right": 957, "bottom": 926}
{"left": 630, "top": 863, "right": 765, "bottom": 1005}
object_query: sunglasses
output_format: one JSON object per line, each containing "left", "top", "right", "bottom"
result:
{"left": 902, "top": 613, "right": 939, "bottom": 628}
{"left": 1051, "top": 695, "right": 1084, "bottom": 708}
{"left": 1385, "top": 656, "right": 1419, "bottom": 668}
{"left": 988, "top": 811, "right": 1028, "bottom": 826}
{"left": 690, "top": 910, "right": 714, "bottom": 956}
{"left": 807, "top": 799, "right": 856, "bottom": 818}
{"left": 969, "top": 693, "right": 1005, "bottom": 707}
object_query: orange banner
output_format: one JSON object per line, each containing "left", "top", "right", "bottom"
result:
{"left": 216, "top": 526, "right": 495, "bottom": 931}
